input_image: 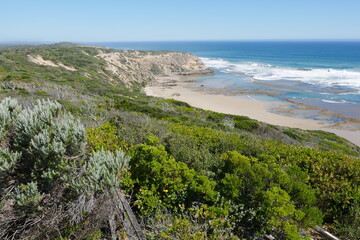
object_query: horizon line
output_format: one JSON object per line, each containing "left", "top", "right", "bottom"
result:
{"left": 2, "top": 39, "right": 360, "bottom": 45}
{"left": 83, "top": 39, "right": 360, "bottom": 43}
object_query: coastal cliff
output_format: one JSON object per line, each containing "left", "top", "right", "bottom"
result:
{"left": 23, "top": 43, "right": 213, "bottom": 88}
{"left": 97, "top": 50, "right": 214, "bottom": 81}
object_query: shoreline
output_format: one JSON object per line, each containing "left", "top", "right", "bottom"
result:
{"left": 145, "top": 75, "right": 360, "bottom": 147}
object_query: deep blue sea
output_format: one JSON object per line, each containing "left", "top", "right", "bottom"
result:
{"left": 89, "top": 41, "right": 360, "bottom": 119}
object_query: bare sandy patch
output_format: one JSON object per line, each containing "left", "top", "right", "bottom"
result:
{"left": 27, "top": 55, "right": 76, "bottom": 71}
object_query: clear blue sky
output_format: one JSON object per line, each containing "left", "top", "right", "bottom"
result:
{"left": 1, "top": 0, "right": 360, "bottom": 43}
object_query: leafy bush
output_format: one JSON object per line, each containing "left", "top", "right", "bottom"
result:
{"left": 0, "top": 97, "right": 88, "bottom": 210}
{"left": 334, "top": 201, "right": 360, "bottom": 239}
{"left": 0, "top": 149, "right": 21, "bottom": 174}
{"left": 86, "top": 122, "right": 125, "bottom": 152}
{"left": 0, "top": 97, "right": 21, "bottom": 138}
{"left": 261, "top": 187, "right": 306, "bottom": 240}
{"left": 70, "top": 149, "right": 130, "bottom": 194}
{"left": 13, "top": 182, "right": 44, "bottom": 210}
{"left": 164, "top": 133, "right": 214, "bottom": 173}
{"left": 283, "top": 129, "right": 306, "bottom": 141}
{"left": 206, "top": 112, "right": 225, "bottom": 123}
{"left": 128, "top": 137, "right": 217, "bottom": 215}
{"left": 114, "top": 98, "right": 173, "bottom": 120}
{"left": 10, "top": 98, "right": 86, "bottom": 182}
{"left": 156, "top": 98, "right": 192, "bottom": 108}
{"left": 233, "top": 116, "right": 261, "bottom": 131}
{"left": 0, "top": 98, "right": 22, "bottom": 175}
{"left": 218, "top": 151, "right": 322, "bottom": 239}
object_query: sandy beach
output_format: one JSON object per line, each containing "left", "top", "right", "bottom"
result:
{"left": 145, "top": 75, "right": 360, "bottom": 147}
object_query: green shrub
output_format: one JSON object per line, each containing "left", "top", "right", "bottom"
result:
{"left": 207, "top": 112, "right": 225, "bottom": 123}
{"left": 36, "top": 90, "right": 48, "bottom": 96}
{"left": 13, "top": 182, "right": 44, "bottom": 210}
{"left": 86, "top": 122, "right": 125, "bottom": 152}
{"left": 128, "top": 138, "right": 217, "bottom": 214}
{"left": 0, "top": 149, "right": 21, "bottom": 174}
{"left": 70, "top": 149, "right": 130, "bottom": 194}
{"left": 10, "top": 98, "right": 86, "bottom": 182}
{"left": 283, "top": 129, "right": 306, "bottom": 141}
{"left": 0, "top": 97, "right": 21, "bottom": 138}
{"left": 164, "top": 133, "right": 214, "bottom": 173}
{"left": 156, "top": 98, "right": 192, "bottom": 108}
{"left": 218, "top": 151, "right": 322, "bottom": 239}
{"left": 234, "top": 118, "right": 260, "bottom": 131}
{"left": 334, "top": 201, "right": 360, "bottom": 240}
{"left": 114, "top": 98, "right": 173, "bottom": 120}
{"left": 143, "top": 203, "right": 237, "bottom": 240}
{"left": 0, "top": 97, "right": 88, "bottom": 205}
{"left": 261, "top": 187, "right": 305, "bottom": 240}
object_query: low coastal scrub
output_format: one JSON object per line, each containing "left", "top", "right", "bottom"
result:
{"left": 0, "top": 44, "right": 359, "bottom": 239}
{"left": 0, "top": 96, "right": 353, "bottom": 239}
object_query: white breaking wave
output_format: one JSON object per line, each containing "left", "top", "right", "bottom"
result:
{"left": 200, "top": 57, "right": 360, "bottom": 90}
{"left": 321, "top": 99, "right": 349, "bottom": 104}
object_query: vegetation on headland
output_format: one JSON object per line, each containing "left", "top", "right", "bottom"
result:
{"left": 0, "top": 43, "right": 359, "bottom": 239}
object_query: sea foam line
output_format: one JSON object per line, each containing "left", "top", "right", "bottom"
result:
{"left": 200, "top": 57, "right": 360, "bottom": 90}
{"left": 247, "top": 95, "right": 259, "bottom": 102}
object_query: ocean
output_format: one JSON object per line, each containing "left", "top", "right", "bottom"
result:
{"left": 89, "top": 41, "right": 360, "bottom": 121}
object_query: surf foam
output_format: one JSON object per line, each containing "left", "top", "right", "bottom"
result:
{"left": 200, "top": 57, "right": 360, "bottom": 90}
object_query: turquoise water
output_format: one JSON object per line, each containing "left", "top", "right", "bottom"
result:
{"left": 89, "top": 41, "right": 360, "bottom": 119}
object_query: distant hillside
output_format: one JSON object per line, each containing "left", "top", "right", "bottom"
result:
{"left": 1, "top": 42, "right": 212, "bottom": 88}
{"left": 0, "top": 43, "right": 359, "bottom": 240}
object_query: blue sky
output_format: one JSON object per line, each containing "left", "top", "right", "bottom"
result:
{"left": 1, "top": 0, "right": 360, "bottom": 43}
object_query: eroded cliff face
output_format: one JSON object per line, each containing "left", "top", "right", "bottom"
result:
{"left": 24, "top": 44, "right": 213, "bottom": 88}
{"left": 96, "top": 50, "right": 214, "bottom": 85}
